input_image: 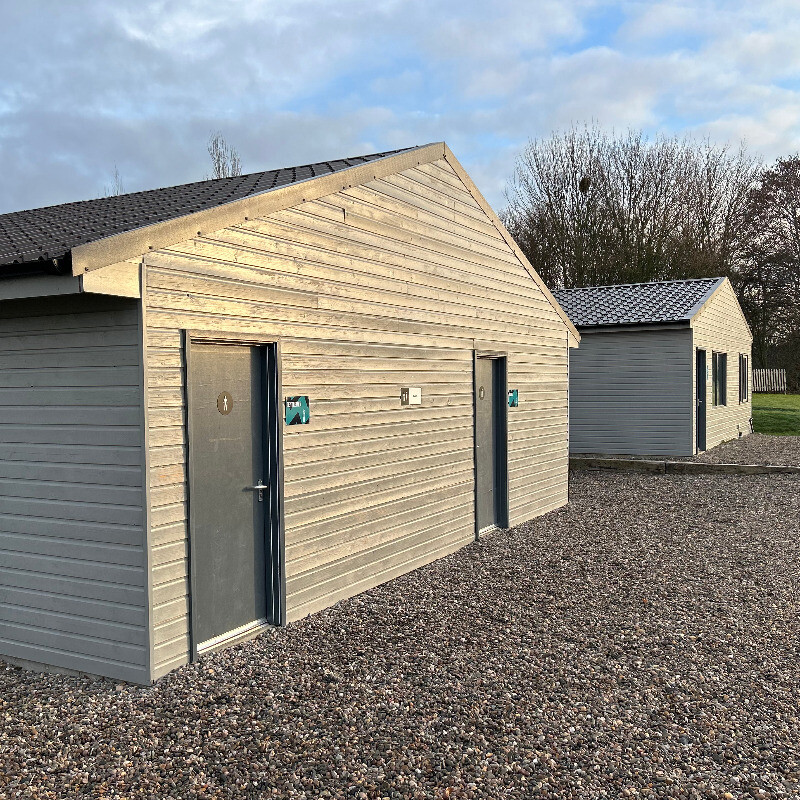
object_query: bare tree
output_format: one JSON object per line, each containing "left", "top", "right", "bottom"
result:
{"left": 104, "top": 165, "right": 125, "bottom": 197}
{"left": 735, "top": 156, "right": 800, "bottom": 385}
{"left": 207, "top": 132, "right": 242, "bottom": 179}
{"left": 503, "top": 124, "right": 759, "bottom": 289}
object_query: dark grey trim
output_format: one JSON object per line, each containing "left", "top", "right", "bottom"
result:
{"left": 496, "top": 356, "right": 510, "bottom": 529}
{"left": 471, "top": 350, "right": 479, "bottom": 541}
{"left": 184, "top": 330, "right": 287, "bottom": 661}
{"left": 684, "top": 277, "right": 726, "bottom": 321}
{"left": 136, "top": 262, "right": 155, "bottom": 683}
{"left": 0, "top": 253, "right": 72, "bottom": 279}
{"left": 184, "top": 332, "right": 199, "bottom": 662}
{"left": 472, "top": 350, "right": 510, "bottom": 536}
{"left": 272, "top": 339, "right": 287, "bottom": 626}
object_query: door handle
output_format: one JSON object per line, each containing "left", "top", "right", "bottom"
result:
{"left": 248, "top": 481, "right": 268, "bottom": 501}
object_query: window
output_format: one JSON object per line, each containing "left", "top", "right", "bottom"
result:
{"left": 712, "top": 352, "right": 727, "bottom": 406}
{"left": 739, "top": 354, "right": 749, "bottom": 403}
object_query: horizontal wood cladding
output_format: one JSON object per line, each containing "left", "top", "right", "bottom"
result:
{"left": 0, "top": 296, "right": 148, "bottom": 683}
{"left": 143, "top": 157, "right": 569, "bottom": 669}
{"left": 691, "top": 280, "right": 753, "bottom": 451}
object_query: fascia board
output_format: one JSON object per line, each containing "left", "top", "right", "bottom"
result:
{"left": 576, "top": 321, "right": 690, "bottom": 334}
{"left": 71, "top": 143, "right": 447, "bottom": 276}
{"left": 689, "top": 276, "right": 753, "bottom": 339}
{"left": 441, "top": 144, "right": 581, "bottom": 344}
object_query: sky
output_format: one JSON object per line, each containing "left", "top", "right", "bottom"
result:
{"left": 1, "top": 0, "right": 799, "bottom": 215}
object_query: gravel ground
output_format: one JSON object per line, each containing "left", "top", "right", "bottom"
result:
{"left": 2, "top": 471, "right": 800, "bottom": 799}
{"left": 576, "top": 434, "right": 800, "bottom": 467}
{"left": 687, "top": 434, "right": 800, "bottom": 467}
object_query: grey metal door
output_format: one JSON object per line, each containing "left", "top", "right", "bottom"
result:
{"left": 189, "top": 343, "right": 268, "bottom": 649}
{"left": 696, "top": 348, "right": 707, "bottom": 452}
{"left": 475, "top": 357, "right": 498, "bottom": 533}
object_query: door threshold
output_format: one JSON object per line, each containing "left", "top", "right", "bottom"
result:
{"left": 478, "top": 524, "right": 498, "bottom": 537}
{"left": 197, "top": 617, "right": 271, "bottom": 656}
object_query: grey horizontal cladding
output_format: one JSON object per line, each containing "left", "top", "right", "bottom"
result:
{"left": 0, "top": 567, "right": 145, "bottom": 605}
{"left": 0, "top": 620, "right": 146, "bottom": 667}
{"left": 0, "top": 461, "right": 142, "bottom": 486}
{"left": 0, "top": 425, "right": 143, "bottom": 447}
{"left": 0, "top": 532, "right": 144, "bottom": 567}
{"left": 0, "top": 387, "right": 140, "bottom": 407}
{"left": 0, "top": 407, "right": 142, "bottom": 426}
{"left": 0, "top": 296, "right": 148, "bottom": 683}
{"left": 1, "top": 549, "right": 144, "bottom": 585}
{"left": 0, "top": 602, "right": 145, "bottom": 647}
{"left": 0, "top": 495, "right": 143, "bottom": 526}
{"left": 0, "top": 345, "right": 140, "bottom": 369}
{"left": 1, "top": 584, "right": 146, "bottom": 627}
{"left": 568, "top": 328, "right": 693, "bottom": 456}
{"left": 0, "top": 442, "right": 142, "bottom": 466}
{"left": 0, "top": 366, "right": 140, "bottom": 388}
{"left": 0, "top": 327, "right": 140, "bottom": 350}
{"left": 0, "top": 477, "right": 142, "bottom": 505}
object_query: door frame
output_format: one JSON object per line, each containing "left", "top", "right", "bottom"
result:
{"left": 696, "top": 347, "right": 707, "bottom": 453}
{"left": 184, "top": 330, "right": 286, "bottom": 662}
{"left": 472, "top": 350, "right": 510, "bottom": 540}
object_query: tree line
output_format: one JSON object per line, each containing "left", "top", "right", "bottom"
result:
{"left": 502, "top": 124, "right": 800, "bottom": 389}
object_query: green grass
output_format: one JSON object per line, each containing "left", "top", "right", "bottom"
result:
{"left": 752, "top": 393, "right": 800, "bottom": 435}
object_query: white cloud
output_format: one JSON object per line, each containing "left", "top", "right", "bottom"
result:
{"left": 1, "top": 0, "right": 800, "bottom": 214}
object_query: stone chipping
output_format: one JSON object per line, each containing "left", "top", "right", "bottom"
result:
{"left": 2, "top": 470, "right": 799, "bottom": 799}
{"left": 687, "top": 433, "right": 800, "bottom": 467}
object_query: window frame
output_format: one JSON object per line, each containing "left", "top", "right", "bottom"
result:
{"left": 739, "top": 353, "right": 749, "bottom": 403}
{"left": 712, "top": 351, "right": 727, "bottom": 407}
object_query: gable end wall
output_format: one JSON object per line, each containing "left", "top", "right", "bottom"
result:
{"left": 691, "top": 280, "right": 753, "bottom": 450}
{"left": 141, "top": 158, "right": 570, "bottom": 678}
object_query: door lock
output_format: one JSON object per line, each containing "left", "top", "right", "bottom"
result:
{"left": 249, "top": 481, "right": 269, "bottom": 502}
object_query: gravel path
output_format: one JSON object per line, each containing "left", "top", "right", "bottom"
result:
{"left": 687, "top": 434, "right": 800, "bottom": 466}
{"left": 2, "top": 471, "right": 800, "bottom": 799}
{"left": 575, "top": 434, "right": 800, "bottom": 467}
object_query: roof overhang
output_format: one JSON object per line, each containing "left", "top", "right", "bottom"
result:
{"left": 0, "top": 142, "right": 579, "bottom": 341}
{"left": 576, "top": 320, "right": 691, "bottom": 334}
{"left": 689, "top": 276, "right": 753, "bottom": 339}
{"left": 0, "top": 261, "right": 140, "bottom": 301}
{"left": 70, "top": 144, "right": 448, "bottom": 276}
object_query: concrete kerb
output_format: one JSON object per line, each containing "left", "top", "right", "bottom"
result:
{"left": 569, "top": 457, "right": 800, "bottom": 476}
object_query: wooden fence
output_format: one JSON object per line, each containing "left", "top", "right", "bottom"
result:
{"left": 753, "top": 368, "right": 787, "bottom": 393}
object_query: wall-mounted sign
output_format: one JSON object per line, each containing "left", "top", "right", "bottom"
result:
{"left": 400, "top": 387, "right": 422, "bottom": 406}
{"left": 217, "top": 392, "right": 233, "bottom": 415}
{"left": 508, "top": 389, "right": 519, "bottom": 408}
{"left": 285, "top": 396, "right": 310, "bottom": 425}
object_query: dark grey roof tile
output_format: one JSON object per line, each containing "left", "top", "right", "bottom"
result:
{"left": 0, "top": 146, "right": 417, "bottom": 272}
{"left": 553, "top": 278, "right": 724, "bottom": 328}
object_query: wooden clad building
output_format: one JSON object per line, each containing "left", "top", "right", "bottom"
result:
{"left": 0, "top": 143, "right": 578, "bottom": 683}
{"left": 553, "top": 278, "right": 752, "bottom": 457}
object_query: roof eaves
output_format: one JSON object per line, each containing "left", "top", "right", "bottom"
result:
{"left": 70, "top": 143, "right": 445, "bottom": 276}
{"left": 576, "top": 319, "right": 691, "bottom": 333}
{"left": 684, "top": 276, "right": 727, "bottom": 322}
{"left": 440, "top": 144, "right": 581, "bottom": 343}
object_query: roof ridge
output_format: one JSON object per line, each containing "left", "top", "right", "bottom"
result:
{"left": 554, "top": 276, "right": 721, "bottom": 293}
{"left": 1, "top": 146, "right": 419, "bottom": 218}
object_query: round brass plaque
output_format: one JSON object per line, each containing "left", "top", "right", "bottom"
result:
{"left": 217, "top": 392, "right": 233, "bottom": 415}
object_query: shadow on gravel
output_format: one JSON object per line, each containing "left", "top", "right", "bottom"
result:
{"left": 2, "top": 471, "right": 799, "bottom": 798}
